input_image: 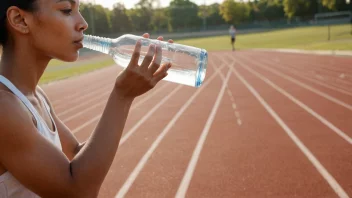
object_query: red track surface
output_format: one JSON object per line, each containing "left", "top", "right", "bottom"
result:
{"left": 42, "top": 50, "right": 352, "bottom": 198}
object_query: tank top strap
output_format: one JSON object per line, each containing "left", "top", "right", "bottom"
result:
{"left": 38, "top": 93, "right": 51, "bottom": 112}
{"left": 37, "top": 92, "right": 58, "bottom": 133}
{"left": 0, "top": 75, "right": 43, "bottom": 131}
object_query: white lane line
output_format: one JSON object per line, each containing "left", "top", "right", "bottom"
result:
{"left": 240, "top": 56, "right": 352, "bottom": 111}
{"left": 237, "top": 119, "right": 242, "bottom": 126}
{"left": 235, "top": 111, "right": 241, "bottom": 118}
{"left": 51, "top": 77, "right": 113, "bottom": 106}
{"left": 292, "top": 62, "right": 352, "bottom": 86}
{"left": 54, "top": 85, "right": 114, "bottom": 111}
{"left": 242, "top": 59, "right": 352, "bottom": 144}
{"left": 211, "top": 57, "right": 242, "bottom": 127}
{"left": 227, "top": 89, "right": 233, "bottom": 98}
{"left": 228, "top": 88, "right": 243, "bottom": 127}
{"left": 175, "top": 70, "right": 232, "bottom": 198}
{"left": 230, "top": 65, "right": 350, "bottom": 198}
{"left": 119, "top": 84, "right": 183, "bottom": 145}
{"left": 273, "top": 55, "right": 352, "bottom": 77}
{"left": 72, "top": 83, "right": 171, "bottom": 134}
{"left": 228, "top": 91, "right": 235, "bottom": 102}
{"left": 61, "top": 98, "right": 107, "bottom": 123}
{"left": 271, "top": 54, "right": 352, "bottom": 89}
{"left": 58, "top": 88, "right": 110, "bottom": 118}
{"left": 61, "top": 83, "right": 170, "bottom": 123}
{"left": 261, "top": 58, "right": 352, "bottom": 97}
{"left": 115, "top": 63, "right": 229, "bottom": 198}
{"left": 234, "top": 57, "right": 352, "bottom": 145}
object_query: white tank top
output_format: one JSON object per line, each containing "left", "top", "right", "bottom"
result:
{"left": 0, "top": 75, "right": 62, "bottom": 198}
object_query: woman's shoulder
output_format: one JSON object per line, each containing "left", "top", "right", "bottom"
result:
{"left": 0, "top": 86, "right": 34, "bottom": 128}
{"left": 0, "top": 84, "right": 19, "bottom": 104}
{"left": 0, "top": 89, "right": 38, "bottom": 156}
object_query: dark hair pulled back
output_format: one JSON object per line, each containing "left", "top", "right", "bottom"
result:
{"left": 0, "top": 0, "right": 37, "bottom": 46}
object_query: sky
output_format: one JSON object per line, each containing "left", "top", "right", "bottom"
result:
{"left": 81, "top": 0, "right": 225, "bottom": 10}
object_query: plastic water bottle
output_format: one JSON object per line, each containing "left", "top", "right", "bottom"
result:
{"left": 82, "top": 34, "right": 208, "bottom": 88}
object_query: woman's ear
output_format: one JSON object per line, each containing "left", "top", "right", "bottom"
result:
{"left": 6, "top": 6, "right": 30, "bottom": 35}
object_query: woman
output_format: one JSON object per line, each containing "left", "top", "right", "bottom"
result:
{"left": 0, "top": 0, "right": 172, "bottom": 197}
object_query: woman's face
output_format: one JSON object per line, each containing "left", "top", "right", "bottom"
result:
{"left": 27, "top": 0, "right": 88, "bottom": 62}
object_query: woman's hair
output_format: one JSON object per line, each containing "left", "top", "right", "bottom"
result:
{"left": 0, "top": 0, "right": 37, "bottom": 46}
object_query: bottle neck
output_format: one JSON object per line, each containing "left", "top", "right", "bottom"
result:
{"left": 83, "top": 34, "right": 113, "bottom": 55}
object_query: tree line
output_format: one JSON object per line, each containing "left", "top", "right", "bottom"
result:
{"left": 80, "top": 0, "right": 352, "bottom": 35}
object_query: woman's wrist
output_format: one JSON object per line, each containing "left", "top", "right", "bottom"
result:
{"left": 111, "top": 87, "right": 135, "bottom": 104}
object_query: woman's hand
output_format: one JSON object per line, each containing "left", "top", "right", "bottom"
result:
{"left": 114, "top": 33, "right": 174, "bottom": 99}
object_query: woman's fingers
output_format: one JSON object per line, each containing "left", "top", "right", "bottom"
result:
{"left": 148, "top": 44, "right": 162, "bottom": 75}
{"left": 137, "top": 34, "right": 174, "bottom": 78}
{"left": 140, "top": 44, "right": 156, "bottom": 70}
{"left": 152, "top": 63, "right": 171, "bottom": 84}
{"left": 129, "top": 40, "right": 142, "bottom": 68}
{"left": 142, "top": 33, "right": 150, "bottom": 38}
{"left": 118, "top": 33, "right": 174, "bottom": 99}
{"left": 157, "top": 36, "right": 163, "bottom": 41}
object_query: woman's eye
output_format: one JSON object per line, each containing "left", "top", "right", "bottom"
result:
{"left": 61, "top": 9, "right": 72, "bottom": 15}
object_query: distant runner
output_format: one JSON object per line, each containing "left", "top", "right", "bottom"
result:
{"left": 229, "top": 25, "right": 237, "bottom": 51}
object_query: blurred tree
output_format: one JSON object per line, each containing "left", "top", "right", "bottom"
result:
{"left": 197, "top": 3, "right": 227, "bottom": 29}
{"left": 322, "top": 0, "right": 336, "bottom": 9}
{"left": 111, "top": 3, "right": 133, "bottom": 33}
{"left": 219, "top": 0, "right": 251, "bottom": 25}
{"left": 127, "top": 0, "right": 156, "bottom": 31}
{"left": 206, "top": 3, "right": 228, "bottom": 26}
{"left": 78, "top": 0, "right": 351, "bottom": 35}
{"left": 322, "top": 0, "right": 351, "bottom": 10}
{"left": 257, "top": 0, "right": 285, "bottom": 20}
{"left": 80, "top": 3, "right": 111, "bottom": 35}
{"left": 151, "top": 8, "right": 171, "bottom": 32}
{"left": 168, "top": 0, "right": 201, "bottom": 31}
{"left": 283, "top": 0, "right": 312, "bottom": 19}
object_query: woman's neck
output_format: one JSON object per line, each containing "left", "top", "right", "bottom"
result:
{"left": 0, "top": 43, "right": 50, "bottom": 96}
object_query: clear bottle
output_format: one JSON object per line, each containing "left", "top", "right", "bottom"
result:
{"left": 82, "top": 34, "right": 208, "bottom": 88}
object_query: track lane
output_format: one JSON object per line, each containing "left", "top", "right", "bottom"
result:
{"left": 37, "top": 50, "right": 352, "bottom": 198}
{"left": 252, "top": 53, "right": 352, "bottom": 98}
{"left": 230, "top": 52, "right": 352, "bottom": 197}
{"left": 236, "top": 54, "right": 352, "bottom": 139}
{"left": 249, "top": 51, "right": 352, "bottom": 92}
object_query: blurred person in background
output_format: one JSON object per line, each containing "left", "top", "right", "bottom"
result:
{"left": 229, "top": 25, "right": 236, "bottom": 51}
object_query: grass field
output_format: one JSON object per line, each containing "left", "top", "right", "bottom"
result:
{"left": 176, "top": 24, "right": 352, "bottom": 51}
{"left": 40, "top": 24, "right": 352, "bottom": 84}
{"left": 42, "top": 58, "right": 114, "bottom": 84}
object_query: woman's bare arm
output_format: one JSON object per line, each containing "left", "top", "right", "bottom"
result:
{"left": 0, "top": 40, "right": 170, "bottom": 198}
{"left": 36, "top": 86, "right": 85, "bottom": 161}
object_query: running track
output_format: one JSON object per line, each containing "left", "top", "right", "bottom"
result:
{"left": 42, "top": 50, "right": 352, "bottom": 198}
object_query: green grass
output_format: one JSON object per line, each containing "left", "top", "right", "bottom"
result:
{"left": 39, "top": 24, "right": 351, "bottom": 84}
{"left": 48, "top": 59, "right": 66, "bottom": 67}
{"left": 175, "top": 24, "right": 352, "bottom": 51}
{"left": 40, "top": 58, "right": 115, "bottom": 85}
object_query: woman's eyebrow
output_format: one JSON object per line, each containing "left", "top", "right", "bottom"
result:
{"left": 56, "top": 0, "right": 76, "bottom": 5}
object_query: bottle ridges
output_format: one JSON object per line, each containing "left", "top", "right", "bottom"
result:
{"left": 83, "top": 34, "right": 112, "bottom": 55}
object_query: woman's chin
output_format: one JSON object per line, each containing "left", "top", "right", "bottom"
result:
{"left": 56, "top": 53, "right": 80, "bottom": 62}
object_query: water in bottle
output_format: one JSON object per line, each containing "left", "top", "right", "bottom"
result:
{"left": 82, "top": 34, "right": 208, "bottom": 88}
